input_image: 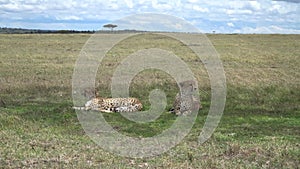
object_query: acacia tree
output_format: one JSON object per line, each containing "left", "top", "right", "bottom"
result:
{"left": 103, "top": 24, "right": 118, "bottom": 31}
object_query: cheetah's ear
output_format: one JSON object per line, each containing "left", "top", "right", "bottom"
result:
{"left": 191, "top": 80, "right": 197, "bottom": 91}
{"left": 95, "top": 90, "right": 100, "bottom": 97}
{"left": 83, "top": 87, "right": 96, "bottom": 99}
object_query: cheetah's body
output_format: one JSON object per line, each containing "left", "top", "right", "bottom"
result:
{"left": 83, "top": 97, "right": 143, "bottom": 113}
{"left": 171, "top": 80, "right": 202, "bottom": 115}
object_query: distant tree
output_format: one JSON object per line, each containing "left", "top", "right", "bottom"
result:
{"left": 103, "top": 24, "right": 118, "bottom": 31}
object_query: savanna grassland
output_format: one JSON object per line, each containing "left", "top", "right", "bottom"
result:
{"left": 0, "top": 33, "right": 299, "bottom": 168}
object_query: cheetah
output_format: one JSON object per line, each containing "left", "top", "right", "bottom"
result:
{"left": 170, "top": 80, "right": 202, "bottom": 115}
{"left": 73, "top": 88, "right": 143, "bottom": 113}
{"left": 84, "top": 97, "right": 143, "bottom": 113}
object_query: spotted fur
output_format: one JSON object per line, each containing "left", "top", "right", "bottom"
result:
{"left": 82, "top": 97, "right": 143, "bottom": 113}
{"left": 73, "top": 88, "right": 143, "bottom": 113}
{"left": 170, "top": 80, "right": 202, "bottom": 115}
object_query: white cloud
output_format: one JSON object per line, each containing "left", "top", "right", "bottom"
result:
{"left": 187, "top": 0, "right": 198, "bottom": 3}
{"left": 192, "top": 5, "right": 209, "bottom": 12}
{"left": 151, "top": 0, "right": 173, "bottom": 10}
{"left": 56, "top": 15, "right": 83, "bottom": 21}
{"left": 227, "top": 22, "right": 234, "bottom": 27}
{"left": 237, "top": 25, "right": 300, "bottom": 34}
{"left": 249, "top": 1, "right": 261, "bottom": 10}
{"left": 269, "top": 1, "right": 298, "bottom": 14}
{"left": 0, "top": 0, "right": 299, "bottom": 34}
{"left": 124, "top": 0, "right": 134, "bottom": 8}
{"left": 116, "top": 13, "right": 199, "bottom": 32}
{"left": 226, "top": 9, "right": 253, "bottom": 15}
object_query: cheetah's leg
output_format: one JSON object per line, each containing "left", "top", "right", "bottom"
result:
{"left": 99, "top": 109, "right": 114, "bottom": 113}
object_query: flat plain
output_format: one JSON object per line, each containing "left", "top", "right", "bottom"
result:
{"left": 0, "top": 33, "right": 299, "bottom": 168}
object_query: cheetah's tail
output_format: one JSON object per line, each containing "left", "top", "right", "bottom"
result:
{"left": 72, "top": 106, "right": 86, "bottom": 110}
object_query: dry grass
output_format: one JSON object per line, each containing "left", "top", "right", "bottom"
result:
{"left": 0, "top": 33, "right": 299, "bottom": 168}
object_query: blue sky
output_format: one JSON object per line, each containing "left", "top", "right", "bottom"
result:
{"left": 0, "top": 0, "right": 299, "bottom": 33}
